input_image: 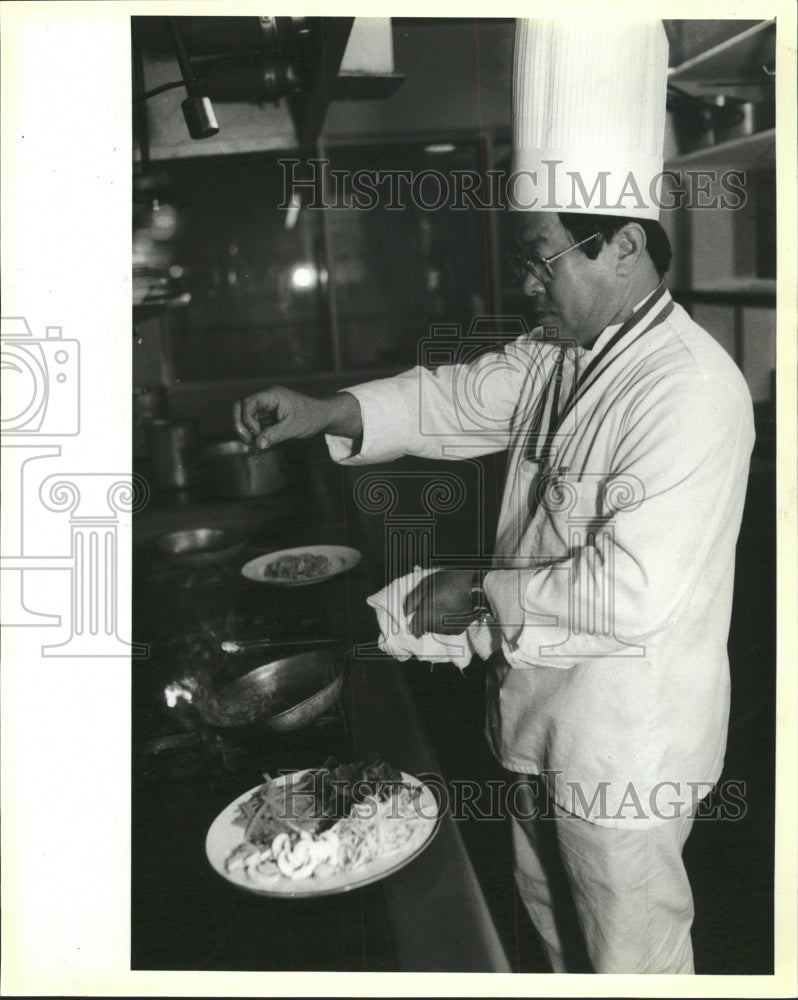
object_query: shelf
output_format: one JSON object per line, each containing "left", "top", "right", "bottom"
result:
{"left": 168, "top": 364, "right": 413, "bottom": 394}
{"left": 668, "top": 20, "right": 776, "bottom": 99}
{"left": 665, "top": 127, "right": 774, "bottom": 169}
{"left": 671, "top": 280, "right": 776, "bottom": 302}
{"left": 690, "top": 278, "right": 775, "bottom": 294}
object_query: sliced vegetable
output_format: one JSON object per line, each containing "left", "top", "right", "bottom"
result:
{"left": 225, "top": 756, "right": 419, "bottom": 882}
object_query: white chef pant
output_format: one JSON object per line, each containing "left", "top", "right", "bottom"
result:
{"left": 510, "top": 778, "right": 697, "bottom": 974}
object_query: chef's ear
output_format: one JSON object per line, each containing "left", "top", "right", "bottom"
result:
{"left": 614, "top": 223, "right": 647, "bottom": 276}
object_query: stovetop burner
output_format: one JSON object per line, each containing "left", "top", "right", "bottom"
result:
{"left": 133, "top": 533, "right": 363, "bottom": 790}
{"left": 143, "top": 560, "right": 239, "bottom": 589}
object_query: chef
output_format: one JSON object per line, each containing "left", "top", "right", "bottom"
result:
{"left": 234, "top": 20, "right": 755, "bottom": 973}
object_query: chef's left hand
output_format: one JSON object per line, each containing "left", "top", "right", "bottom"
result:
{"left": 404, "top": 570, "right": 474, "bottom": 637}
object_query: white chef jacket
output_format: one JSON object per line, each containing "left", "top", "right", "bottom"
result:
{"left": 326, "top": 290, "right": 755, "bottom": 827}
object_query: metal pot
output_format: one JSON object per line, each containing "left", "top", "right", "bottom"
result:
{"left": 201, "top": 645, "right": 346, "bottom": 732}
{"left": 133, "top": 385, "right": 168, "bottom": 460}
{"left": 204, "top": 439, "right": 293, "bottom": 498}
{"left": 148, "top": 419, "right": 200, "bottom": 490}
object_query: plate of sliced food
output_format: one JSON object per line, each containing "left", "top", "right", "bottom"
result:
{"left": 241, "top": 545, "right": 361, "bottom": 586}
{"left": 205, "top": 756, "right": 441, "bottom": 897}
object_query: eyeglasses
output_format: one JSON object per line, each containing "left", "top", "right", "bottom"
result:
{"left": 506, "top": 232, "right": 602, "bottom": 284}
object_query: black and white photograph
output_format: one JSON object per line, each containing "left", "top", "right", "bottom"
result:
{"left": 1, "top": 2, "right": 796, "bottom": 996}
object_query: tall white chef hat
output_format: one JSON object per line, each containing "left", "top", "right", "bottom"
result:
{"left": 510, "top": 19, "right": 669, "bottom": 220}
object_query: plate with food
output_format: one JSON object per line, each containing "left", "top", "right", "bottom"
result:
{"left": 205, "top": 757, "right": 442, "bottom": 897}
{"left": 241, "top": 545, "right": 361, "bottom": 586}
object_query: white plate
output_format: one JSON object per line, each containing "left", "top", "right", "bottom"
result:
{"left": 205, "top": 771, "right": 441, "bottom": 898}
{"left": 241, "top": 545, "right": 361, "bottom": 586}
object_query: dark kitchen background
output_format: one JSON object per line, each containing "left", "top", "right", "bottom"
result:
{"left": 130, "top": 17, "right": 776, "bottom": 975}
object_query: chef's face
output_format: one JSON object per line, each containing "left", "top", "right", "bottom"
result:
{"left": 513, "top": 212, "right": 618, "bottom": 347}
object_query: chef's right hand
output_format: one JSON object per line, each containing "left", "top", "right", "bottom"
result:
{"left": 233, "top": 386, "right": 331, "bottom": 450}
{"left": 234, "top": 387, "right": 363, "bottom": 450}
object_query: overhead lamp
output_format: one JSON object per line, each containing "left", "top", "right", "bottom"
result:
{"left": 168, "top": 17, "right": 219, "bottom": 140}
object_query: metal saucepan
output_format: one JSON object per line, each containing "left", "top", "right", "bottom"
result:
{"left": 203, "top": 439, "right": 295, "bottom": 498}
{"left": 156, "top": 527, "right": 248, "bottom": 569}
{"left": 200, "top": 645, "right": 347, "bottom": 732}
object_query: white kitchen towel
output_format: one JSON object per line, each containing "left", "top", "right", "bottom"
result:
{"left": 367, "top": 566, "right": 496, "bottom": 670}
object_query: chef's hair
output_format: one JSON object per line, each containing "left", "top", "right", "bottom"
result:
{"left": 557, "top": 213, "right": 672, "bottom": 278}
